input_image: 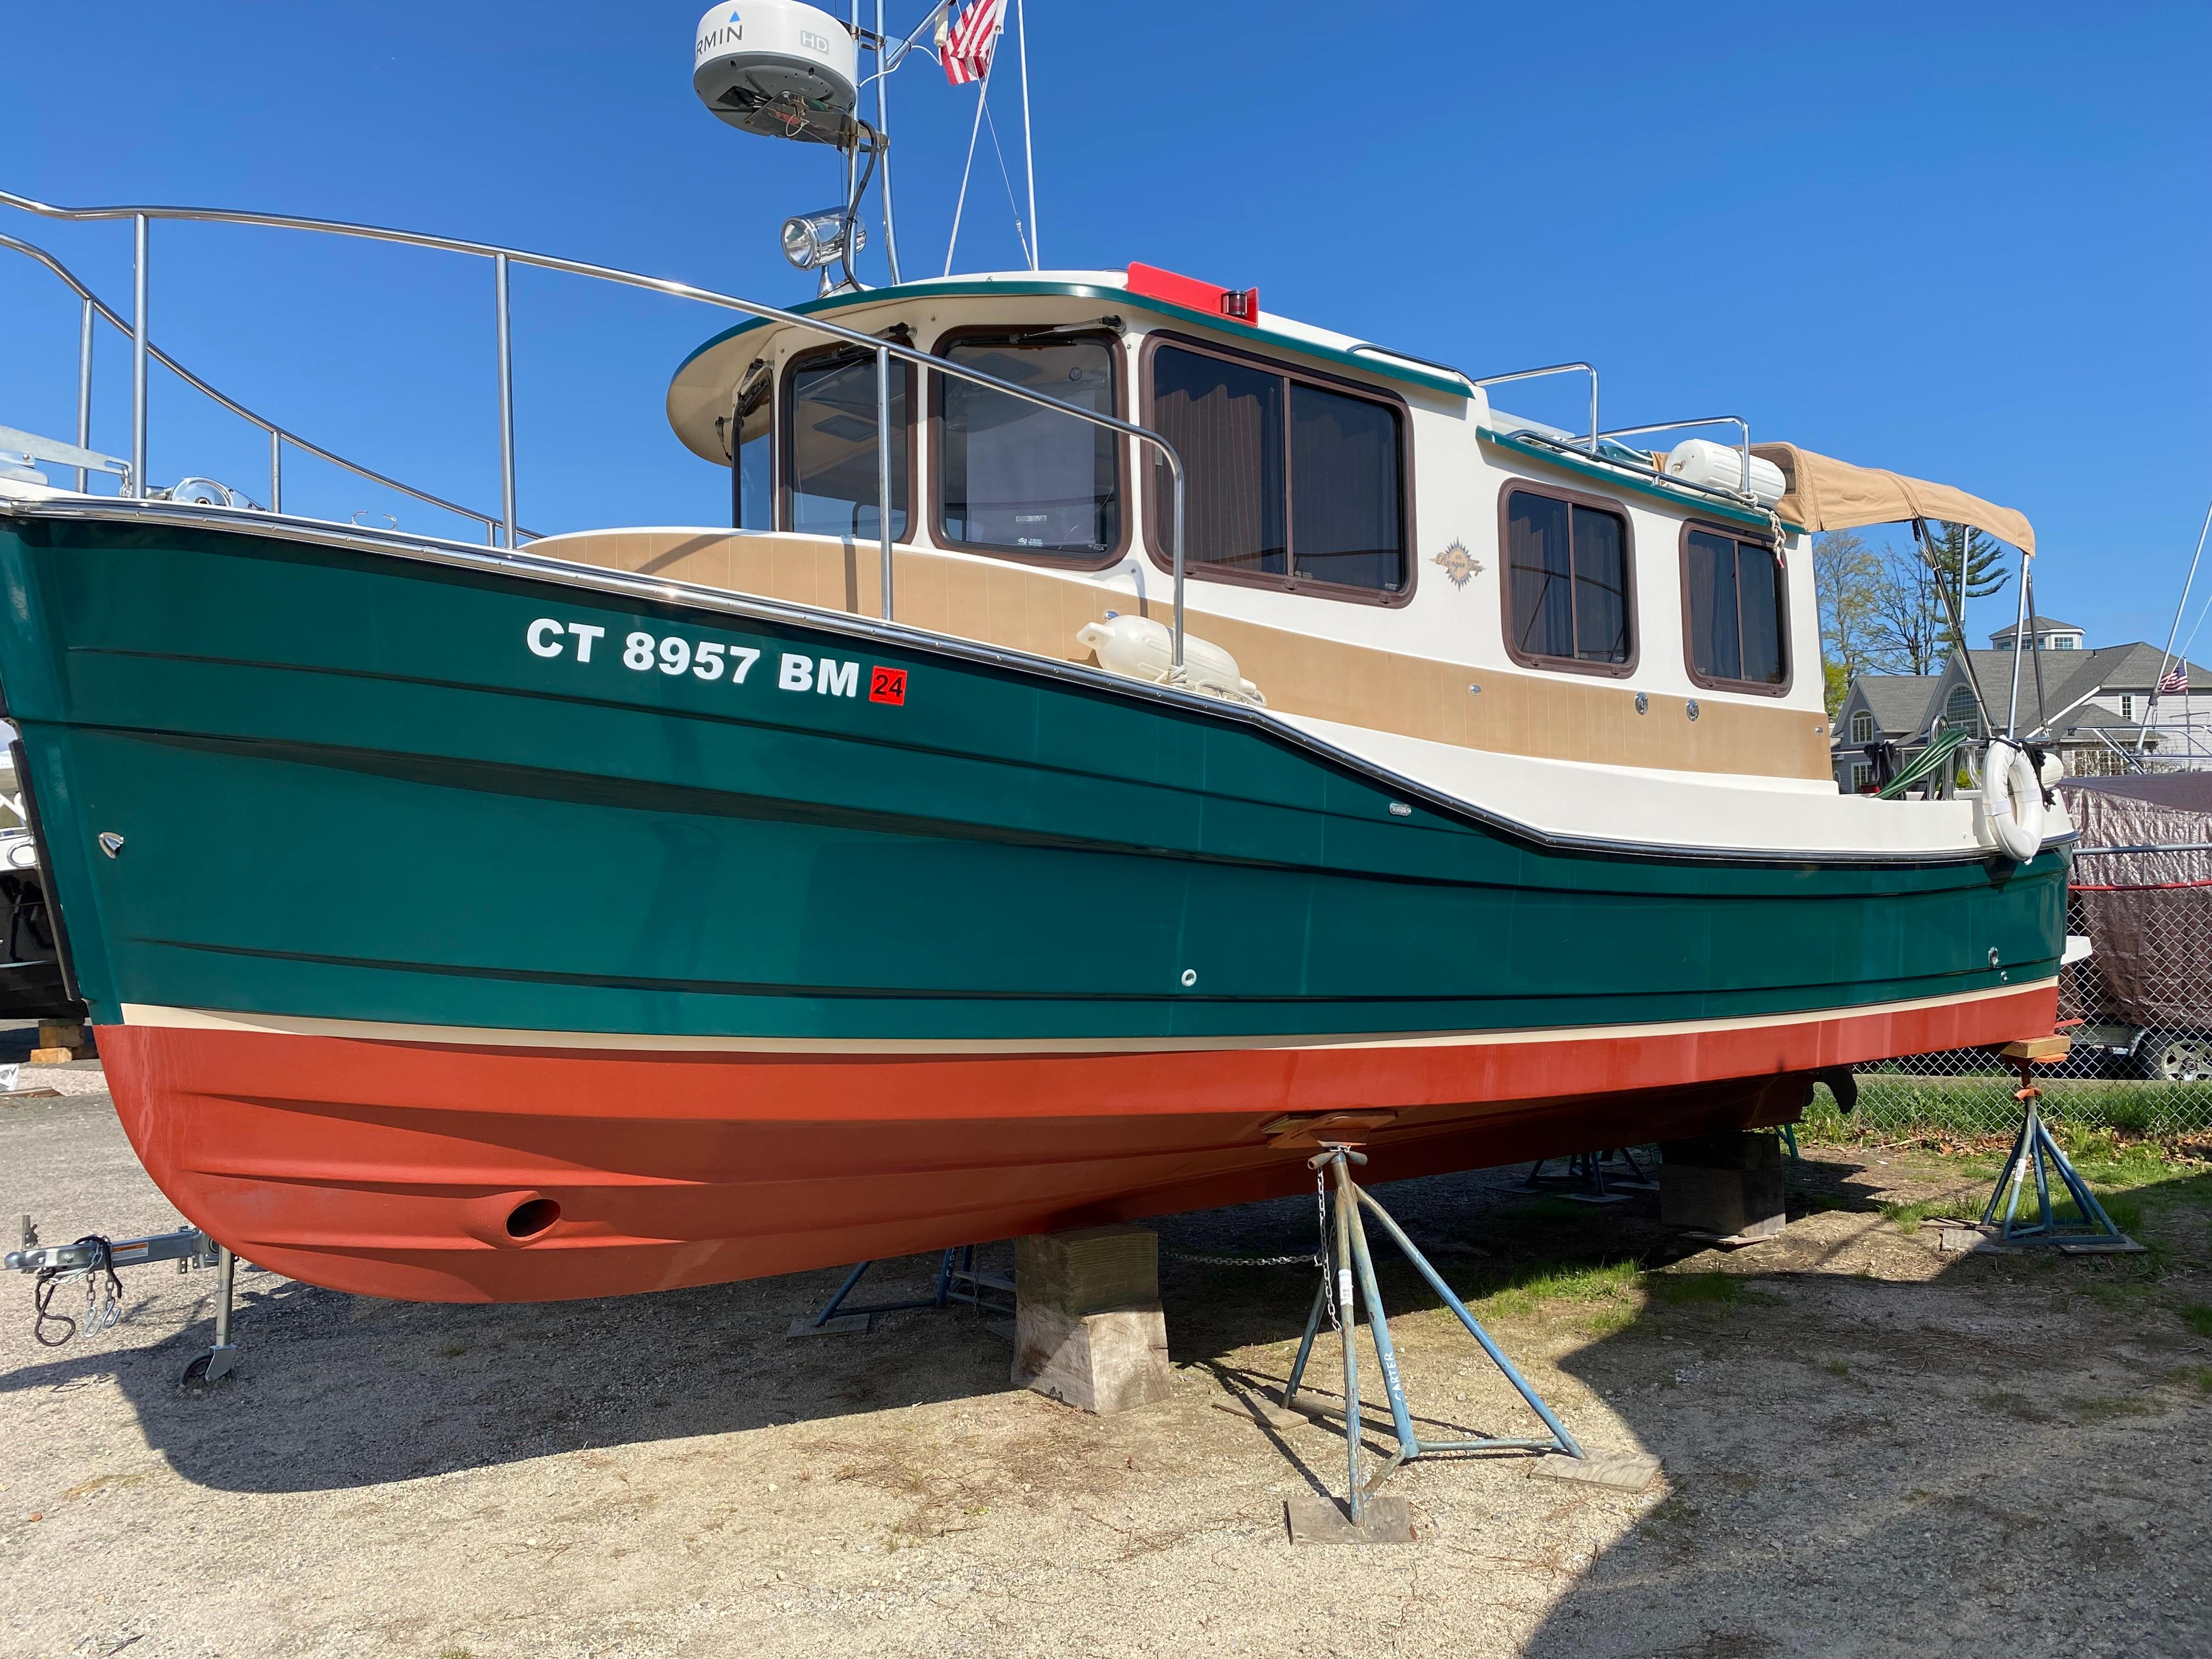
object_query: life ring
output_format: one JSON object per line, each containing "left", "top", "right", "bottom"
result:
{"left": 1980, "top": 738, "right": 2045, "bottom": 861}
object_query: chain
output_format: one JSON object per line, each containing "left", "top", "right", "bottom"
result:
{"left": 1158, "top": 1249, "right": 1316, "bottom": 1268}
{"left": 1316, "top": 1163, "right": 1340, "bottom": 1333}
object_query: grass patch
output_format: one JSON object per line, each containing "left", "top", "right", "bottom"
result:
{"left": 1878, "top": 1198, "right": 1967, "bottom": 1235}
{"left": 2171, "top": 1365, "right": 2212, "bottom": 1395}
{"left": 2181, "top": 1305, "right": 2212, "bottom": 1338}
{"left": 1466, "top": 1258, "right": 1640, "bottom": 1322}
{"left": 440, "top": 1342, "right": 466, "bottom": 1358}
{"left": 1824, "top": 1359, "right": 1850, "bottom": 1378}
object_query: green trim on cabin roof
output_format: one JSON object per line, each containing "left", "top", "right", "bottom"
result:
{"left": 1480, "top": 429, "right": 1808, "bottom": 538}
{"left": 671, "top": 279, "right": 1476, "bottom": 400}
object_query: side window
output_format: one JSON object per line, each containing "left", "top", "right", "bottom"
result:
{"left": 1502, "top": 487, "right": 1632, "bottom": 670}
{"left": 1849, "top": 709, "right": 1874, "bottom": 744}
{"left": 1684, "top": 526, "right": 1787, "bottom": 690}
{"left": 935, "top": 331, "right": 1121, "bottom": 558}
{"left": 783, "top": 346, "right": 912, "bottom": 539}
{"left": 730, "top": 364, "right": 772, "bottom": 532}
{"left": 1148, "top": 340, "right": 1407, "bottom": 599}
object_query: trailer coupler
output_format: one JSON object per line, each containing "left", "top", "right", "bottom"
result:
{"left": 7, "top": 1214, "right": 241, "bottom": 1382}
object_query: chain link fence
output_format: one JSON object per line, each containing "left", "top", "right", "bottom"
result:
{"left": 1835, "top": 848, "right": 2212, "bottom": 1141}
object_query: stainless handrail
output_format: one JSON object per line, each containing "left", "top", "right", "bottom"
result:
{"left": 0, "top": 189, "right": 1192, "bottom": 664}
{"left": 0, "top": 230, "right": 524, "bottom": 540}
{"left": 1470, "top": 363, "right": 1598, "bottom": 454}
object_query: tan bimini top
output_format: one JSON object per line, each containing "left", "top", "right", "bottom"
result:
{"left": 1753, "top": 443, "right": 2035, "bottom": 557}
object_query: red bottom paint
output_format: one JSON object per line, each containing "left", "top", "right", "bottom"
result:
{"left": 100, "top": 985, "right": 2056, "bottom": 1303}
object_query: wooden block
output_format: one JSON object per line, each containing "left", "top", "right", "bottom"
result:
{"left": 1285, "top": 1493, "right": 1418, "bottom": 1544}
{"left": 1012, "top": 1301, "right": 1172, "bottom": 1414}
{"left": 1660, "top": 1130, "right": 1780, "bottom": 1171}
{"left": 1530, "top": 1449, "right": 1662, "bottom": 1492}
{"left": 1659, "top": 1163, "right": 1786, "bottom": 1239}
{"left": 26, "top": 1047, "right": 80, "bottom": 1066}
{"left": 36, "top": 1020, "right": 86, "bottom": 1050}
{"left": 1014, "top": 1225, "right": 1159, "bottom": 1318}
{"left": 2001, "top": 1035, "right": 2072, "bottom": 1063}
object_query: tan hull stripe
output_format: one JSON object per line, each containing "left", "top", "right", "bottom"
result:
{"left": 118, "top": 982, "right": 2042, "bottom": 1058}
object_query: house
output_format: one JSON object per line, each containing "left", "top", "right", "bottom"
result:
{"left": 1985, "top": 614, "right": 2087, "bottom": 653}
{"left": 1831, "top": 629, "right": 2212, "bottom": 790}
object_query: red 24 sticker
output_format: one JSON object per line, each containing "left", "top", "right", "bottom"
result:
{"left": 869, "top": 665, "right": 908, "bottom": 706}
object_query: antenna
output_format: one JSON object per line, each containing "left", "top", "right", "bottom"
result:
{"left": 692, "top": 1, "right": 885, "bottom": 292}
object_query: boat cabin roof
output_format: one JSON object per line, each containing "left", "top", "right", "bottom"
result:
{"left": 665, "top": 267, "right": 1802, "bottom": 540}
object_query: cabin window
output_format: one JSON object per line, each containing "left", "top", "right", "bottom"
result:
{"left": 1849, "top": 709, "right": 1874, "bottom": 744}
{"left": 933, "top": 329, "right": 1122, "bottom": 560}
{"left": 1144, "top": 337, "right": 1408, "bottom": 600}
{"left": 1683, "top": 526, "right": 1787, "bottom": 691}
{"left": 782, "top": 344, "right": 912, "bottom": 540}
{"left": 1500, "top": 486, "right": 1633, "bottom": 672}
{"left": 730, "top": 363, "right": 774, "bottom": 532}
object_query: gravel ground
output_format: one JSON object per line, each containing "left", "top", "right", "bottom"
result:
{"left": 2, "top": 1074, "right": 2208, "bottom": 1659}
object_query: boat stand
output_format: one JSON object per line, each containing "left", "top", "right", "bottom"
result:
{"left": 1518, "top": 1146, "right": 1657, "bottom": 1204}
{"left": 1282, "top": 1146, "right": 1600, "bottom": 1541}
{"left": 788, "top": 1243, "right": 1015, "bottom": 1336}
{"left": 6, "top": 1215, "right": 241, "bottom": 1381}
{"left": 1979, "top": 1055, "right": 2141, "bottom": 1252}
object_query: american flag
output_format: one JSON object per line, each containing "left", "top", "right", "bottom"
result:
{"left": 2160, "top": 664, "right": 2191, "bottom": 695}
{"left": 937, "top": 0, "right": 1006, "bottom": 86}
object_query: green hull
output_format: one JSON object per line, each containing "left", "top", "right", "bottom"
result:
{"left": 0, "top": 508, "right": 2066, "bottom": 1043}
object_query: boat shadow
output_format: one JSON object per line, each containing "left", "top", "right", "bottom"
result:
{"left": 0, "top": 1251, "right": 1031, "bottom": 1496}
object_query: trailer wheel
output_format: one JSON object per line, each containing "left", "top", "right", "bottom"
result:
{"left": 2135, "top": 1030, "right": 2212, "bottom": 1082}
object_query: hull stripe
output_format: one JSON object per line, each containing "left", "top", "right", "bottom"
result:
{"left": 120, "top": 980, "right": 2051, "bottom": 1057}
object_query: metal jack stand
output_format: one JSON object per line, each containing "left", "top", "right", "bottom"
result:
{"left": 1283, "top": 1146, "right": 1630, "bottom": 1544}
{"left": 788, "top": 1243, "right": 1015, "bottom": 1336}
{"left": 1981, "top": 1052, "right": 2142, "bottom": 1253}
{"left": 1519, "top": 1146, "right": 1656, "bottom": 1204}
{"left": 7, "top": 1215, "right": 242, "bottom": 1380}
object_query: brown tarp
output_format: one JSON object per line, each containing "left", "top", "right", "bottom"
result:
{"left": 2057, "top": 785, "right": 2212, "bottom": 1030}
{"left": 1752, "top": 443, "right": 2035, "bottom": 557}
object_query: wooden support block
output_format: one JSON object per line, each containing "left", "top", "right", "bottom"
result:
{"left": 29, "top": 1020, "right": 92, "bottom": 1065}
{"left": 1014, "top": 1224, "right": 1159, "bottom": 1318}
{"left": 1285, "top": 1494, "right": 1418, "bottom": 1544}
{"left": 2001, "top": 1035, "right": 2073, "bottom": 1064}
{"left": 1011, "top": 1301, "right": 1172, "bottom": 1413}
{"left": 1659, "top": 1132, "right": 1786, "bottom": 1240}
{"left": 1529, "top": 1450, "right": 1662, "bottom": 1493}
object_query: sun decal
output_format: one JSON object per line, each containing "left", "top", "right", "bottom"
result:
{"left": 1432, "top": 539, "right": 1482, "bottom": 589}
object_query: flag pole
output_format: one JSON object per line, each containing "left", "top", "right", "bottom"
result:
{"left": 1017, "top": 0, "right": 1037, "bottom": 270}
{"left": 945, "top": 57, "right": 993, "bottom": 276}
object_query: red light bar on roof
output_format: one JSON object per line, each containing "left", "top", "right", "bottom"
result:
{"left": 1125, "top": 262, "right": 1259, "bottom": 325}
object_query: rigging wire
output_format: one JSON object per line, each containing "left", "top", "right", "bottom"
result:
{"left": 981, "top": 97, "right": 1032, "bottom": 269}
{"left": 2138, "top": 494, "right": 2212, "bottom": 752}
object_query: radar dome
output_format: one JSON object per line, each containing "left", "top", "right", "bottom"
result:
{"left": 693, "top": 2, "right": 860, "bottom": 145}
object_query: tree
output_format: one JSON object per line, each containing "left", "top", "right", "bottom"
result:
{"left": 1813, "top": 529, "right": 1882, "bottom": 717}
{"left": 1864, "top": 546, "right": 1947, "bottom": 676}
{"left": 1918, "top": 521, "right": 2012, "bottom": 653}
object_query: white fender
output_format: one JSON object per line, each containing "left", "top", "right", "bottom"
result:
{"left": 1980, "top": 738, "right": 2046, "bottom": 861}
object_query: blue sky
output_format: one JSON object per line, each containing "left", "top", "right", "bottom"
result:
{"left": 4, "top": 1, "right": 2207, "bottom": 653}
